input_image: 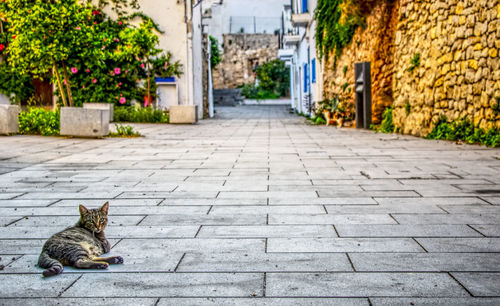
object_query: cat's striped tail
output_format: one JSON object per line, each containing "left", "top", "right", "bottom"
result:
{"left": 38, "top": 251, "right": 63, "bottom": 277}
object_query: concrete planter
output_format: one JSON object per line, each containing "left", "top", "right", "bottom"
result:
{"left": 0, "top": 105, "right": 20, "bottom": 135}
{"left": 60, "top": 107, "right": 110, "bottom": 138}
{"left": 0, "top": 92, "right": 10, "bottom": 105}
{"left": 169, "top": 105, "right": 198, "bottom": 124}
{"left": 83, "top": 103, "right": 114, "bottom": 122}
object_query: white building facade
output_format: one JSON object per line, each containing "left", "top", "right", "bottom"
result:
{"left": 279, "top": 0, "right": 322, "bottom": 115}
{"left": 137, "top": 0, "right": 204, "bottom": 119}
{"left": 202, "top": 0, "right": 289, "bottom": 42}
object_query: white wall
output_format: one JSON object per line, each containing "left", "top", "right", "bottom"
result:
{"left": 192, "top": 3, "right": 204, "bottom": 118}
{"left": 136, "top": 1, "right": 189, "bottom": 105}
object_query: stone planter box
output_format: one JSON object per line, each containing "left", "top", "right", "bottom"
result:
{"left": 0, "top": 92, "right": 10, "bottom": 105}
{"left": 169, "top": 105, "right": 198, "bottom": 124}
{"left": 0, "top": 105, "right": 20, "bottom": 135}
{"left": 60, "top": 107, "right": 109, "bottom": 138}
{"left": 83, "top": 103, "right": 114, "bottom": 122}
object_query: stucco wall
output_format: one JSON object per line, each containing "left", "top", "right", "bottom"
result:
{"left": 137, "top": 1, "right": 188, "bottom": 105}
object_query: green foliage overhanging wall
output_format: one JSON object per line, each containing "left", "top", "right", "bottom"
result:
{"left": 315, "top": 0, "right": 367, "bottom": 62}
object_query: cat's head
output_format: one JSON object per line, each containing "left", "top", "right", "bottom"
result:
{"left": 78, "top": 202, "right": 109, "bottom": 234}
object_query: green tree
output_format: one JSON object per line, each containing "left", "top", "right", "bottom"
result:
{"left": 209, "top": 35, "right": 221, "bottom": 69}
{"left": 256, "top": 59, "right": 290, "bottom": 97}
{"left": 6, "top": 0, "right": 97, "bottom": 107}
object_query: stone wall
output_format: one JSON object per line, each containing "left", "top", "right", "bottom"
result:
{"left": 322, "top": 0, "right": 500, "bottom": 135}
{"left": 323, "top": 0, "right": 399, "bottom": 124}
{"left": 393, "top": 0, "right": 500, "bottom": 135}
{"left": 213, "top": 34, "right": 279, "bottom": 89}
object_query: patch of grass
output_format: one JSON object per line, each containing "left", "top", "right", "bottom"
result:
{"left": 343, "top": 66, "right": 348, "bottom": 77}
{"left": 407, "top": 53, "right": 421, "bottom": 72}
{"left": 18, "top": 108, "right": 60, "bottom": 136}
{"left": 108, "top": 124, "right": 142, "bottom": 137}
{"left": 114, "top": 106, "right": 169, "bottom": 123}
{"left": 380, "top": 106, "right": 395, "bottom": 133}
{"left": 426, "top": 116, "right": 500, "bottom": 147}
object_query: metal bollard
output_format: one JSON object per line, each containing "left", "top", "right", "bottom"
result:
{"left": 355, "top": 62, "right": 372, "bottom": 129}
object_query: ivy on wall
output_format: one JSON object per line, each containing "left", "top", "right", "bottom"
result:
{"left": 314, "top": 0, "right": 370, "bottom": 63}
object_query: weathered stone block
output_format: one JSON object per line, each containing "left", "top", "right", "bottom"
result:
{"left": 169, "top": 105, "right": 198, "bottom": 124}
{"left": 60, "top": 107, "right": 109, "bottom": 138}
{"left": 83, "top": 103, "right": 114, "bottom": 122}
{"left": 0, "top": 105, "right": 20, "bottom": 135}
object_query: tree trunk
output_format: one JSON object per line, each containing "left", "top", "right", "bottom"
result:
{"left": 61, "top": 62, "right": 74, "bottom": 107}
{"left": 53, "top": 63, "right": 67, "bottom": 108}
{"left": 147, "top": 61, "right": 152, "bottom": 109}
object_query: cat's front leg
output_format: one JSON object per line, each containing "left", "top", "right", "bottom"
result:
{"left": 95, "top": 231, "right": 111, "bottom": 253}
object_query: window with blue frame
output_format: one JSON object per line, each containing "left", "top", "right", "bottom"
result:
{"left": 303, "top": 63, "right": 308, "bottom": 93}
{"left": 302, "top": 0, "right": 308, "bottom": 13}
{"left": 311, "top": 58, "right": 316, "bottom": 83}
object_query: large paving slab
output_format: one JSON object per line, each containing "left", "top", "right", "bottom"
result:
{"left": 0, "top": 105, "right": 499, "bottom": 303}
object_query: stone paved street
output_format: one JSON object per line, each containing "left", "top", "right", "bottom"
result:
{"left": 1, "top": 105, "right": 500, "bottom": 305}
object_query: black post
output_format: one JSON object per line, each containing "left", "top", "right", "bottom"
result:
{"left": 355, "top": 62, "right": 372, "bottom": 129}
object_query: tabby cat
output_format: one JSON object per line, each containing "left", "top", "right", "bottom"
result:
{"left": 38, "top": 202, "right": 123, "bottom": 277}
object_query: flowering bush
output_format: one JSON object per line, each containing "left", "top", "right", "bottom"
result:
{"left": 3, "top": 0, "right": 182, "bottom": 108}
{"left": 0, "top": 3, "right": 34, "bottom": 103}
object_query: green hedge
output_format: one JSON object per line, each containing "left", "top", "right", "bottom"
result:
{"left": 114, "top": 106, "right": 169, "bottom": 123}
{"left": 18, "top": 108, "right": 60, "bottom": 136}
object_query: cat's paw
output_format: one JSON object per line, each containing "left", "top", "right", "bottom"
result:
{"left": 113, "top": 256, "right": 124, "bottom": 264}
{"left": 94, "top": 262, "right": 109, "bottom": 269}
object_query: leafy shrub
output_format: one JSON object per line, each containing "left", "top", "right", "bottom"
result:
{"left": 426, "top": 116, "right": 499, "bottom": 147}
{"left": 209, "top": 36, "right": 222, "bottom": 69}
{"left": 114, "top": 106, "right": 169, "bottom": 123}
{"left": 256, "top": 59, "right": 289, "bottom": 97}
{"left": 315, "top": 0, "right": 367, "bottom": 61}
{"left": 109, "top": 124, "right": 141, "bottom": 137}
{"left": 18, "top": 108, "right": 60, "bottom": 136}
{"left": 313, "top": 116, "right": 327, "bottom": 125}
{"left": 380, "top": 107, "right": 394, "bottom": 133}
{"left": 240, "top": 59, "right": 289, "bottom": 99}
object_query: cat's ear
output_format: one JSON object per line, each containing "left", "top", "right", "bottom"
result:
{"left": 79, "top": 205, "right": 88, "bottom": 215}
{"left": 100, "top": 202, "right": 109, "bottom": 214}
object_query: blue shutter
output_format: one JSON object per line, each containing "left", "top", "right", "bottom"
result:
{"left": 311, "top": 58, "right": 316, "bottom": 83}
{"left": 302, "top": 0, "right": 308, "bottom": 13}
{"left": 303, "top": 63, "right": 308, "bottom": 93}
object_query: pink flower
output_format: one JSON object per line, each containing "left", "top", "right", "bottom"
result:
{"left": 75, "top": 27, "right": 81, "bottom": 30}
{"left": 82, "top": 85, "right": 85, "bottom": 89}
{"left": 119, "top": 97, "right": 126, "bottom": 104}
{"left": 0, "top": 44, "right": 4, "bottom": 51}
{"left": 63, "top": 80, "right": 67, "bottom": 85}
{"left": 110, "top": 71, "right": 115, "bottom": 76}
{"left": 140, "top": 63, "right": 145, "bottom": 69}
{"left": 86, "top": 69, "right": 90, "bottom": 73}
{"left": 114, "top": 68, "right": 121, "bottom": 75}
{"left": 92, "top": 79, "right": 97, "bottom": 84}
{"left": 118, "top": 21, "right": 123, "bottom": 26}
{"left": 71, "top": 67, "right": 78, "bottom": 74}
